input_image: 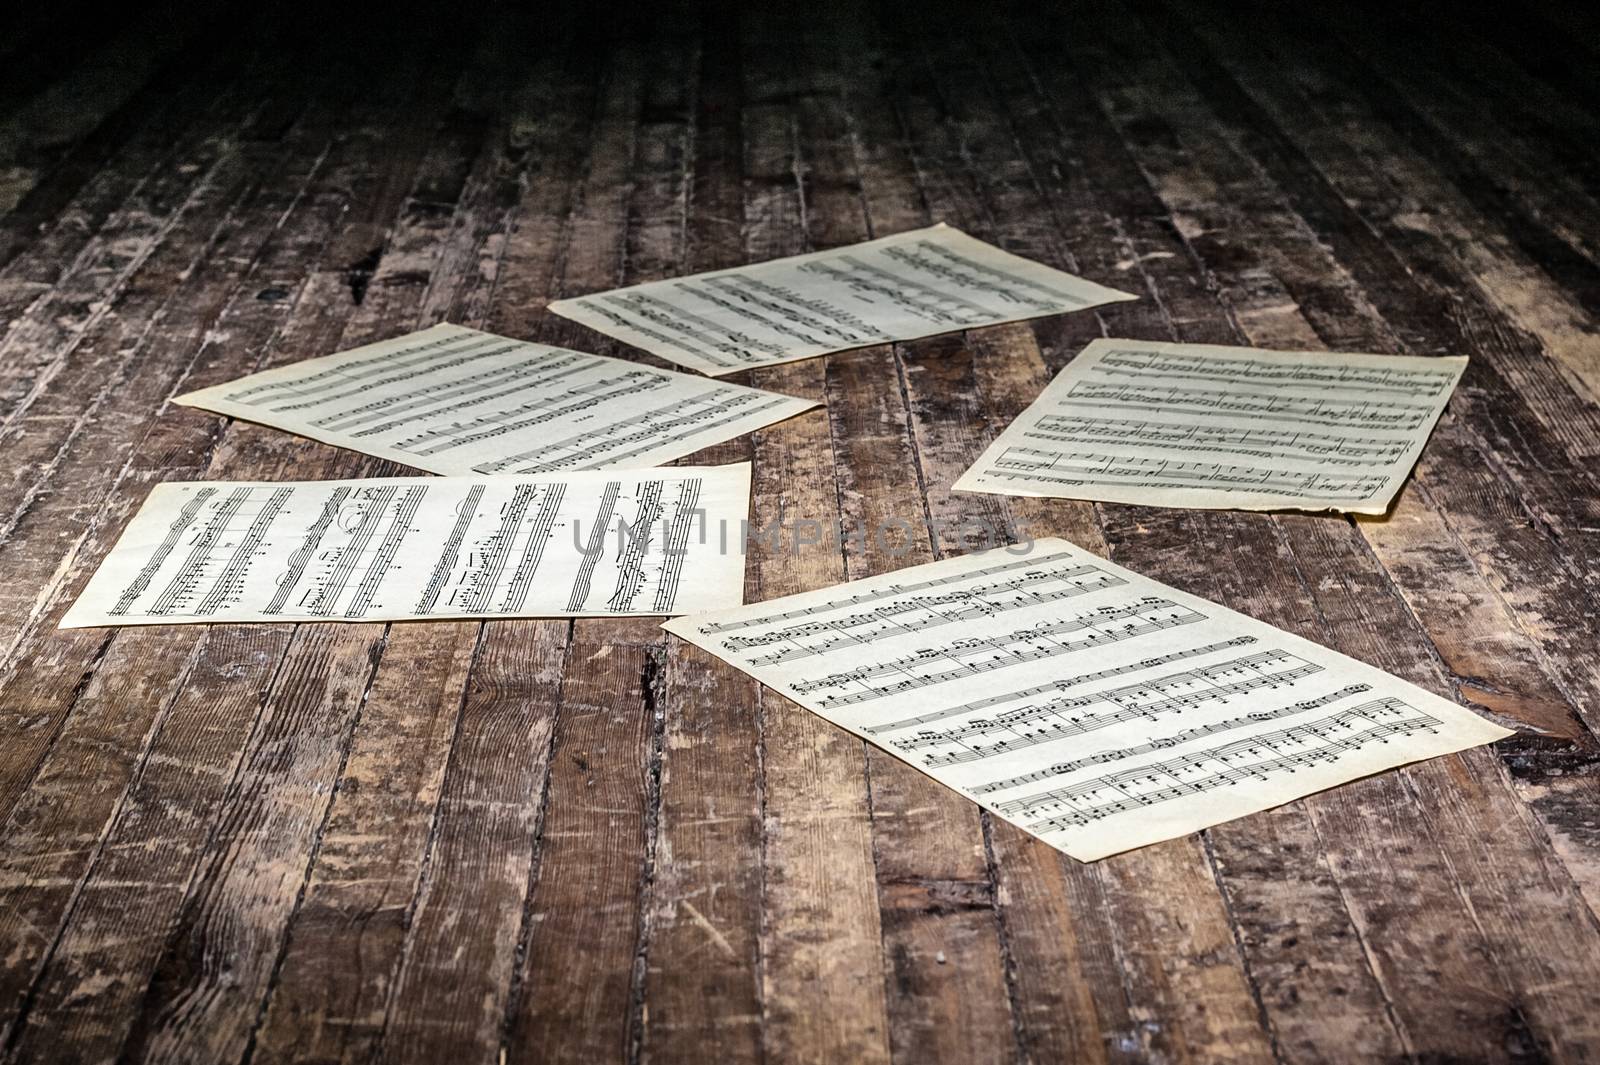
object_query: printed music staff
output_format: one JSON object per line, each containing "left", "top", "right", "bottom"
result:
{"left": 954, "top": 339, "right": 1468, "bottom": 514}
{"left": 548, "top": 223, "right": 1137, "bottom": 375}
{"left": 172, "top": 323, "right": 817, "bottom": 475}
{"left": 664, "top": 538, "right": 1509, "bottom": 861}
{"left": 62, "top": 465, "right": 752, "bottom": 627}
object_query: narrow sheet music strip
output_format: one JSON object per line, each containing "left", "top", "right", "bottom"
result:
{"left": 63, "top": 465, "right": 751, "bottom": 627}
{"left": 954, "top": 339, "right": 1467, "bottom": 514}
{"left": 664, "top": 538, "right": 1509, "bottom": 861}
{"left": 173, "top": 324, "right": 816, "bottom": 475}
{"left": 548, "top": 223, "right": 1137, "bottom": 375}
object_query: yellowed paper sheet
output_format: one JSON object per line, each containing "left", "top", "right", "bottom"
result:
{"left": 954, "top": 339, "right": 1467, "bottom": 514}
{"left": 663, "top": 538, "right": 1509, "bottom": 861}
{"left": 548, "top": 223, "right": 1137, "bottom": 375}
{"left": 63, "top": 465, "right": 751, "bottom": 627}
{"left": 173, "top": 324, "right": 816, "bottom": 475}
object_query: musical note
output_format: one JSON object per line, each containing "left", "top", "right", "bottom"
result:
{"left": 793, "top": 598, "right": 1206, "bottom": 707}
{"left": 264, "top": 487, "right": 349, "bottom": 616}
{"left": 954, "top": 338, "right": 1467, "bottom": 515}
{"left": 1019, "top": 707, "right": 1443, "bottom": 834}
{"left": 734, "top": 563, "right": 1124, "bottom": 665}
{"left": 652, "top": 478, "right": 703, "bottom": 613}
{"left": 663, "top": 537, "right": 1510, "bottom": 861}
{"left": 497, "top": 484, "right": 566, "bottom": 614}
{"left": 987, "top": 447, "right": 1391, "bottom": 500}
{"left": 172, "top": 324, "right": 817, "bottom": 477}
{"left": 62, "top": 465, "right": 753, "bottom": 627}
{"left": 547, "top": 223, "right": 1137, "bottom": 376}
{"left": 1021, "top": 415, "right": 1411, "bottom": 466}
{"left": 202, "top": 489, "right": 297, "bottom": 615}
{"left": 893, "top": 656, "right": 1339, "bottom": 767}
{"left": 110, "top": 487, "right": 218, "bottom": 616}
{"left": 414, "top": 484, "right": 482, "bottom": 616}
{"left": 147, "top": 488, "right": 251, "bottom": 616}
{"left": 472, "top": 391, "right": 797, "bottom": 476}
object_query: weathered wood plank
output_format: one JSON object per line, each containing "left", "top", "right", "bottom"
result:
{"left": 1119, "top": 0, "right": 1600, "bottom": 750}
{"left": 0, "top": 85, "right": 438, "bottom": 1055}
{"left": 1150, "top": 0, "right": 1600, "bottom": 912}
{"left": 373, "top": 46, "right": 613, "bottom": 1043}
{"left": 0, "top": 24, "right": 291, "bottom": 414}
{"left": 0, "top": 9, "right": 207, "bottom": 221}
{"left": 0, "top": 55, "right": 401, "bottom": 1048}
{"left": 853, "top": 23, "right": 1134, "bottom": 1059}
{"left": 882, "top": 8, "right": 1301, "bottom": 1063}
{"left": 243, "top": 22, "right": 576, "bottom": 1065}
{"left": 498, "top": 26, "right": 679, "bottom": 1065}
{"left": 375, "top": 620, "right": 569, "bottom": 1065}
{"left": 735, "top": 10, "right": 893, "bottom": 1060}
{"left": 798, "top": 10, "right": 1023, "bottom": 1063}
{"left": 625, "top": 9, "right": 770, "bottom": 1063}
{"left": 0, "top": 27, "right": 488, "bottom": 1065}
{"left": 1036, "top": 4, "right": 1600, "bottom": 1059}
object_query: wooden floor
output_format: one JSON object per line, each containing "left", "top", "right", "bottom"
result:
{"left": 2, "top": 1, "right": 1598, "bottom": 1061}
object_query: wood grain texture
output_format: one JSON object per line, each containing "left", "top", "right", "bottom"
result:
{"left": 1, "top": 2, "right": 1597, "bottom": 1062}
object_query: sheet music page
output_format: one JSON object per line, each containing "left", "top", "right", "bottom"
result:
{"left": 63, "top": 465, "right": 751, "bottom": 627}
{"left": 954, "top": 339, "right": 1467, "bottom": 514}
{"left": 663, "top": 538, "right": 1509, "bottom": 861}
{"left": 173, "top": 324, "right": 816, "bottom": 475}
{"left": 548, "top": 224, "right": 1137, "bottom": 375}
